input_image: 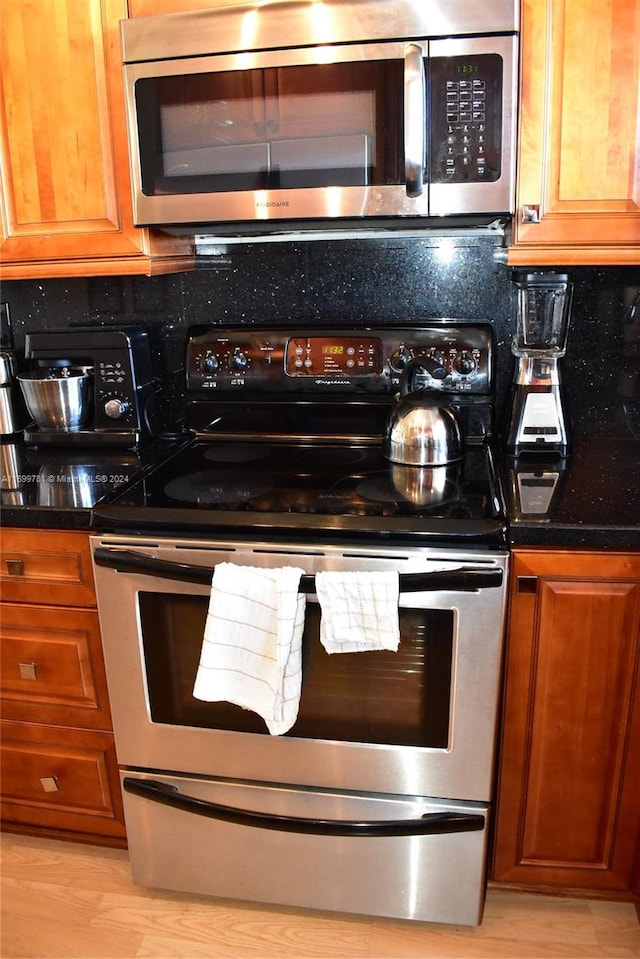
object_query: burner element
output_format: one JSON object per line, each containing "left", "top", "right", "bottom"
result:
{"left": 203, "top": 445, "right": 270, "bottom": 464}
{"left": 356, "top": 464, "right": 460, "bottom": 508}
{"left": 164, "top": 470, "right": 273, "bottom": 505}
{"left": 390, "top": 463, "right": 460, "bottom": 507}
{"left": 292, "top": 447, "right": 377, "bottom": 472}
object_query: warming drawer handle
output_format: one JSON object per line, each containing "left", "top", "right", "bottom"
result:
{"left": 123, "top": 777, "right": 485, "bottom": 837}
{"left": 93, "top": 548, "right": 503, "bottom": 592}
{"left": 404, "top": 43, "right": 426, "bottom": 198}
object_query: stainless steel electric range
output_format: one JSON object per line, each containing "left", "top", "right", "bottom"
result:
{"left": 91, "top": 324, "right": 509, "bottom": 926}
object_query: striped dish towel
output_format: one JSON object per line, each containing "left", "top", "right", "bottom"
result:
{"left": 193, "top": 563, "right": 306, "bottom": 735}
{"left": 315, "top": 570, "right": 400, "bottom": 653}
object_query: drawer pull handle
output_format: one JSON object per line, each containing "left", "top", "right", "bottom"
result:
{"left": 18, "top": 662, "right": 37, "bottom": 681}
{"left": 40, "top": 777, "right": 59, "bottom": 793}
{"left": 6, "top": 559, "right": 25, "bottom": 576}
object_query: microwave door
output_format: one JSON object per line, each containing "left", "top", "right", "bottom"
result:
{"left": 124, "top": 42, "right": 431, "bottom": 229}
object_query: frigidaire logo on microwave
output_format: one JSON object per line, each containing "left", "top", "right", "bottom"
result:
{"left": 256, "top": 201, "right": 290, "bottom": 209}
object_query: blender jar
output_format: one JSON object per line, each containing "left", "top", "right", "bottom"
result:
{"left": 512, "top": 272, "right": 573, "bottom": 357}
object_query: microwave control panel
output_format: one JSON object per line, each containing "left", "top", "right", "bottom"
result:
{"left": 186, "top": 325, "right": 493, "bottom": 395}
{"left": 430, "top": 54, "right": 503, "bottom": 184}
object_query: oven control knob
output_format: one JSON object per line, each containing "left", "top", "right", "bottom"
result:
{"left": 202, "top": 354, "right": 219, "bottom": 374}
{"left": 104, "top": 397, "right": 129, "bottom": 419}
{"left": 423, "top": 353, "right": 447, "bottom": 379}
{"left": 389, "top": 346, "right": 414, "bottom": 373}
{"left": 454, "top": 352, "right": 477, "bottom": 376}
{"left": 230, "top": 350, "right": 249, "bottom": 372}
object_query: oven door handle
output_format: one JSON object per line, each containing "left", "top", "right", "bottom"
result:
{"left": 93, "top": 548, "right": 503, "bottom": 591}
{"left": 123, "top": 777, "right": 485, "bottom": 837}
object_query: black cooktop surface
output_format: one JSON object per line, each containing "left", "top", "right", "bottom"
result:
{"left": 92, "top": 435, "right": 506, "bottom": 545}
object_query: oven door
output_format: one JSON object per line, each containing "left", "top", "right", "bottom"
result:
{"left": 92, "top": 535, "right": 508, "bottom": 803}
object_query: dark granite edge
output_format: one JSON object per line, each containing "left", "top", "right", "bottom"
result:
{"left": 0, "top": 505, "right": 94, "bottom": 531}
{"left": 3, "top": 504, "right": 638, "bottom": 551}
{"left": 508, "top": 523, "right": 640, "bottom": 551}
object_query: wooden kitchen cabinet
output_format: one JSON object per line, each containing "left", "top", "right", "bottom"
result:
{"left": 492, "top": 549, "right": 640, "bottom": 896}
{"left": 0, "top": 0, "right": 194, "bottom": 279}
{"left": 128, "top": 0, "right": 239, "bottom": 13}
{"left": 509, "top": 0, "right": 640, "bottom": 266}
{"left": 0, "top": 528, "right": 126, "bottom": 847}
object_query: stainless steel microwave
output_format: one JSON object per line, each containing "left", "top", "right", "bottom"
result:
{"left": 120, "top": 0, "right": 519, "bottom": 235}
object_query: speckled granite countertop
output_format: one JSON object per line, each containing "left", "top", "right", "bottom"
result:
{"left": 0, "top": 435, "right": 189, "bottom": 532}
{"left": 2, "top": 244, "right": 638, "bottom": 552}
{"left": 3, "top": 432, "right": 638, "bottom": 550}
{"left": 502, "top": 434, "right": 640, "bottom": 551}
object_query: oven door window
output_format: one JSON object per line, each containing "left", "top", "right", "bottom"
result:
{"left": 134, "top": 58, "right": 404, "bottom": 196}
{"left": 139, "top": 593, "right": 453, "bottom": 748}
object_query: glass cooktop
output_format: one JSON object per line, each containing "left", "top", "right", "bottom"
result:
{"left": 92, "top": 436, "right": 506, "bottom": 545}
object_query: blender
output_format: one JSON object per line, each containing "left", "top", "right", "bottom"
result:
{"left": 505, "top": 271, "right": 573, "bottom": 456}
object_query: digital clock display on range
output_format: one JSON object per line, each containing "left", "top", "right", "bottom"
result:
{"left": 286, "top": 336, "right": 382, "bottom": 376}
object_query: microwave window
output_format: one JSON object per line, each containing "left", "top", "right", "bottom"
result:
{"left": 138, "top": 592, "right": 454, "bottom": 748}
{"left": 134, "top": 60, "right": 404, "bottom": 196}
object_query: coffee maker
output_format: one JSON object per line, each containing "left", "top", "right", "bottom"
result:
{"left": 505, "top": 272, "right": 573, "bottom": 456}
{"left": 22, "top": 328, "right": 158, "bottom": 447}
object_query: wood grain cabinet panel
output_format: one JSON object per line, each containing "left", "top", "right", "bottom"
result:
{"left": 0, "top": 721, "right": 125, "bottom": 841}
{"left": 0, "top": 0, "right": 193, "bottom": 278}
{"left": 492, "top": 550, "right": 640, "bottom": 895}
{"left": 0, "top": 528, "right": 126, "bottom": 847}
{"left": 0, "top": 604, "right": 112, "bottom": 729}
{"left": 509, "top": 0, "right": 640, "bottom": 265}
{"left": 129, "top": 0, "right": 240, "bottom": 13}
{"left": 0, "top": 528, "right": 96, "bottom": 606}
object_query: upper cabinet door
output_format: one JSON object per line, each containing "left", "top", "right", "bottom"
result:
{"left": 0, "top": 0, "right": 193, "bottom": 277}
{"left": 510, "top": 0, "right": 640, "bottom": 266}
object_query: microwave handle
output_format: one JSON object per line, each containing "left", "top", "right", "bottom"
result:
{"left": 404, "top": 43, "right": 426, "bottom": 197}
{"left": 93, "top": 547, "right": 503, "bottom": 591}
{"left": 123, "top": 777, "right": 485, "bottom": 838}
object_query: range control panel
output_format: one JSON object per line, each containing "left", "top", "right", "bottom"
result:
{"left": 187, "top": 325, "right": 493, "bottom": 394}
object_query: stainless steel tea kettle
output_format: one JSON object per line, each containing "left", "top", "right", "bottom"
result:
{"left": 383, "top": 357, "right": 462, "bottom": 466}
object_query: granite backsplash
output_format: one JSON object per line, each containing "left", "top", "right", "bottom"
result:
{"left": 2, "top": 237, "right": 638, "bottom": 445}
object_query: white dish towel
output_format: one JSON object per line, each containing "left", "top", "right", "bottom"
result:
{"left": 315, "top": 570, "right": 400, "bottom": 654}
{"left": 193, "top": 562, "right": 306, "bottom": 735}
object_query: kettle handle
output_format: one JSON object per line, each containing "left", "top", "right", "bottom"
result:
{"left": 401, "top": 355, "right": 447, "bottom": 395}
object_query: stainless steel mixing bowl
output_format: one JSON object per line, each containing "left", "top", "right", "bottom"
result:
{"left": 17, "top": 367, "right": 93, "bottom": 430}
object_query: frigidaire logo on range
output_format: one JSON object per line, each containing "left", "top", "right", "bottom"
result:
{"left": 256, "top": 200, "right": 290, "bottom": 209}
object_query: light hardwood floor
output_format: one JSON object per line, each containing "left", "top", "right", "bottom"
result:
{"left": 1, "top": 832, "right": 639, "bottom": 959}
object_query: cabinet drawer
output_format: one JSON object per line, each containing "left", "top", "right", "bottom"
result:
{"left": 0, "top": 604, "right": 112, "bottom": 730}
{"left": 0, "top": 529, "right": 96, "bottom": 606}
{"left": 0, "top": 721, "right": 126, "bottom": 842}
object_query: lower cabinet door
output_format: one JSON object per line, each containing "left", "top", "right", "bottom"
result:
{"left": 492, "top": 550, "right": 640, "bottom": 893}
{"left": 0, "top": 721, "right": 126, "bottom": 845}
